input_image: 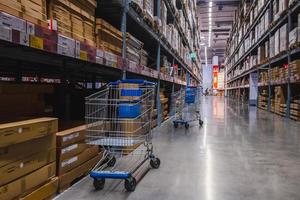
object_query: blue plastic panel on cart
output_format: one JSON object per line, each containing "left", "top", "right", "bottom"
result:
{"left": 90, "top": 171, "right": 131, "bottom": 179}
{"left": 121, "top": 89, "right": 142, "bottom": 97}
{"left": 119, "top": 103, "right": 141, "bottom": 118}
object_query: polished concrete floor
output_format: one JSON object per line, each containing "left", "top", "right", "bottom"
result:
{"left": 56, "top": 97, "right": 300, "bottom": 200}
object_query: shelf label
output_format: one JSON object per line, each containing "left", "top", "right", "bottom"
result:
{"left": 30, "top": 35, "right": 43, "bottom": 50}
{"left": 80, "top": 50, "right": 88, "bottom": 61}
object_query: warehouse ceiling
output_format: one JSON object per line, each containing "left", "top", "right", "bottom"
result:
{"left": 197, "top": 0, "right": 239, "bottom": 65}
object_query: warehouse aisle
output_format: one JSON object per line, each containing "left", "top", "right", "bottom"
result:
{"left": 56, "top": 97, "right": 300, "bottom": 200}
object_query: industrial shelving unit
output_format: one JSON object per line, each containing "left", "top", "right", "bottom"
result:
{"left": 225, "top": 0, "right": 300, "bottom": 121}
{"left": 0, "top": 0, "right": 202, "bottom": 125}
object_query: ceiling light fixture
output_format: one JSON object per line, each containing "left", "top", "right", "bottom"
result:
{"left": 209, "top": 1, "right": 213, "bottom": 7}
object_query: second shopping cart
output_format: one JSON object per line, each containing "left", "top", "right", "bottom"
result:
{"left": 172, "top": 86, "right": 203, "bottom": 129}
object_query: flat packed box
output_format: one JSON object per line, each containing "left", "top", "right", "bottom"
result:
{"left": 58, "top": 142, "right": 89, "bottom": 161}
{"left": 57, "top": 145, "right": 98, "bottom": 175}
{"left": 274, "top": 30, "right": 280, "bottom": 56}
{"left": 59, "top": 154, "right": 100, "bottom": 190}
{"left": 289, "top": 28, "right": 300, "bottom": 46}
{"left": 0, "top": 148, "right": 56, "bottom": 186}
{"left": 0, "top": 118, "right": 58, "bottom": 148}
{"left": 279, "top": 24, "right": 288, "bottom": 52}
{"left": 0, "top": 162, "right": 56, "bottom": 200}
{"left": 20, "top": 177, "right": 58, "bottom": 200}
{"left": 0, "top": 134, "right": 55, "bottom": 168}
{"left": 56, "top": 125, "right": 86, "bottom": 147}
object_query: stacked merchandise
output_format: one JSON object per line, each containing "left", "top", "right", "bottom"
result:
{"left": 290, "top": 59, "right": 300, "bottom": 81}
{"left": 269, "top": 66, "right": 288, "bottom": 82}
{"left": 290, "top": 96, "right": 300, "bottom": 121}
{"left": 160, "top": 89, "right": 169, "bottom": 121}
{"left": 56, "top": 125, "right": 101, "bottom": 192}
{"left": 140, "top": 49, "right": 148, "bottom": 66}
{"left": 0, "top": 118, "right": 58, "bottom": 200}
{"left": 95, "top": 18, "right": 122, "bottom": 56}
{"left": 131, "top": 0, "right": 143, "bottom": 10}
{"left": 0, "top": 0, "right": 48, "bottom": 27}
{"left": 127, "top": 33, "right": 143, "bottom": 64}
{"left": 259, "top": 71, "right": 269, "bottom": 84}
{"left": 48, "top": 0, "right": 96, "bottom": 45}
{"left": 258, "top": 89, "right": 268, "bottom": 110}
{"left": 160, "top": 56, "right": 172, "bottom": 75}
{"left": 143, "top": 0, "right": 154, "bottom": 21}
{"left": 161, "top": 1, "right": 167, "bottom": 37}
{"left": 271, "top": 86, "right": 286, "bottom": 116}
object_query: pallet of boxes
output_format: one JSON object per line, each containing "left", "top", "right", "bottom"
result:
{"left": 0, "top": 118, "right": 58, "bottom": 200}
{"left": 48, "top": 0, "right": 96, "bottom": 45}
{"left": 56, "top": 125, "right": 101, "bottom": 192}
{"left": 160, "top": 89, "right": 169, "bottom": 121}
{"left": 290, "top": 59, "right": 300, "bottom": 82}
{"left": 258, "top": 89, "right": 268, "bottom": 110}
{"left": 272, "top": 86, "right": 286, "bottom": 116}
{"left": 290, "top": 97, "right": 300, "bottom": 121}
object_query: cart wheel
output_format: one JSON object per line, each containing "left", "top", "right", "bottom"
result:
{"left": 93, "top": 178, "right": 105, "bottom": 190}
{"left": 185, "top": 123, "right": 189, "bottom": 129}
{"left": 107, "top": 156, "right": 116, "bottom": 167}
{"left": 199, "top": 120, "right": 203, "bottom": 127}
{"left": 125, "top": 177, "right": 136, "bottom": 192}
{"left": 150, "top": 157, "right": 161, "bottom": 169}
{"left": 173, "top": 123, "right": 178, "bottom": 128}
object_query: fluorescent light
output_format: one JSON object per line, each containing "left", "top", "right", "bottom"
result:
{"left": 208, "top": 12, "right": 212, "bottom": 18}
{"left": 209, "top": 7, "right": 212, "bottom": 13}
{"left": 201, "top": 36, "right": 205, "bottom": 39}
{"left": 209, "top": 1, "right": 212, "bottom": 7}
{"left": 200, "top": 43, "right": 205, "bottom": 46}
{"left": 209, "top": 17, "right": 212, "bottom": 21}
{"left": 208, "top": 21, "right": 212, "bottom": 25}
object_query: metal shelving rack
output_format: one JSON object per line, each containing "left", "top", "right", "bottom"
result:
{"left": 0, "top": 0, "right": 202, "bottom": 125}
{"left": 224, "top": 1, "right": 300, "bottom": 119}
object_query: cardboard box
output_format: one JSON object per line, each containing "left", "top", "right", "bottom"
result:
{"left": 57, "top": 145, "right": 98, "bottom": 175}
{"left": 0, "top": 134, "right": 55, "bottom": 168}
{"left": 279, "top": 24, "right": 288, "bottom": 52}
{"left": 56, "top": 125, "right": 86, "bottom": 147}
{"left": 274, "top": 30, "right": 280, "bottom": 56}
{"left": 0, "top": 148, "right": 56, "bottom": 186}
{"left": 59, "top": 154, "right": 100, "bottom": 190}
{"left": 57, "top": 142, "right": 89, "bottom": 162}
{"left": 289, "top": 28, "right": 300, "bottom": 46}
{"left": 0, "top": 162, "right": 56, "bottom": 200}
{"left": 0, "top": 118, "right": 58, "bottom": 148}
{"left": 20, "top": 177, "right": 58, "bottom": 200}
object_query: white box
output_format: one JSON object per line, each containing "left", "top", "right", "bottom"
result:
{"left": 0, "top": 26, "right": 12, "bottom": 42}
{"left": 274, "top": 30, "right": 280, "bottom": 56}
{"left": 270, "top": 35, "right": 275, "bottom": 58}
{"left": 278, "top": 0, "right": 288, "bottom": 15}
{"left": 289, "top": 28, "right": 300, "bottom": 46}
{"left": 57, "top": 34, "right": 76, "bottom": 57}
{"left": 0, "top": 12, "right": 26, "bottom": 32}
{"left": 279, "top": 24, "right": 287, "bottom": 52}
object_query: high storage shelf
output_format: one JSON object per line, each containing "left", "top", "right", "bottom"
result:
{"left": 224, "top": 0, "right": 300, "bottom": 121}
{"left": 0, "top": 0, "right": 202, "bottom": 125}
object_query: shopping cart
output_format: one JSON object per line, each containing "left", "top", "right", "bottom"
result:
{"left": 172, "top": 86, "right": 203, "bottom": 129}
{"left": 85, "top": 79, "right": 160, "bottom": 192}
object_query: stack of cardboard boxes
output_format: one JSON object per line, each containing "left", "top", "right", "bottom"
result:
{"left": 95, "top": 18, "right": 122, "bottom": 56}
{"left": 56, "top": 125, "right": 100, "bottom": 192}
{"left": 126, "top": 33, "right": 144, "bottom": 64}
{"left": 0, "top": 0, "right": 48, "bottom": 28}
{"left": 259, "top": 71, "right": 269, "bottom": 84}
{"left": 290, "top": 97, "right": 300, "bottom": 121}
{"left": 160, "top": 90, "right": 169, "bottom": 121}
{"left": 290, "top": 59, "right": 300, "bottom": 81}
{"left": 258, "top": 89, "right": 268, "bottom": 110}
{"left": 271, "top": 86, "right": 286, "bottom": 116}
{"left": 0, "top": 118, "right": 58, "bottom": 200}
{"left": 48, "top": 0, "right": 96, "bottom": 45}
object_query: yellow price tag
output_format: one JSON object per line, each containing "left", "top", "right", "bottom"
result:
{"left": 30, "top": 35, "right": 43, "bottom": 50}
{"left": 80, "top": 51, "right": 88, "bottom": 61}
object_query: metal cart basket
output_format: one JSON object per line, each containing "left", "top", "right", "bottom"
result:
{"left": 172, "top": 86, "right": 203, "bottom": 129}
{"left": 85, "top": 79, "right": 160, "bottom": 192}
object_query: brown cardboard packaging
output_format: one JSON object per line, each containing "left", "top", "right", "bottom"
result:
{"left": 0, "top": 162, "right": 56, "bottom": 200}
{"left": 20, "top": 177, "right": 58, "bottom": 200}
{"left": 56, "top": 125, "right": 86, "bottom": 147}
{"left": 59, "top": 154, "right": 100, "bottom": 191}
{"left": 57, "top": 142, "right": 89, "bottom": 162}
{"left": 0, "top": 134, "right": 56, "bottom": 168}
{"left": 120, "top": 119, "right": 142, "bottom": 136}
{"left": 57, "top": 145, "right": 98, "bottom": 175}
{"left": 119, "top": 83, "right": 140, "bottom": 101}
{"left": 0, "top": 118, "right": 58, "bottom": 148}
{"left": 0, "top": 148, "right": 56, "bottom": 186}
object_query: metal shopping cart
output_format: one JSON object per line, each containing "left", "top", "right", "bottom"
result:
{"left": 85, "top": 79, "right": 160, "bottom": 192}
{"left": 172, "top": 86, "right": 203, "bottom": 129}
